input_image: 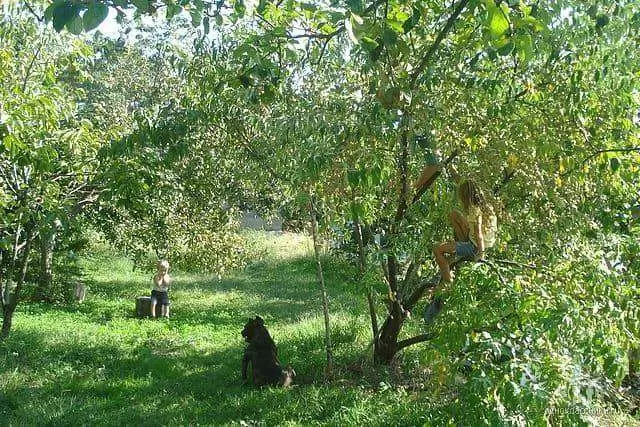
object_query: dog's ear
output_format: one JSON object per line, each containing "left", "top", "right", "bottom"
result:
{"left": 255, "top": 316, "right": 264, "bottom": 326}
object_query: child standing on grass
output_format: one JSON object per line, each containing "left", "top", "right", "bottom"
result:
{"left": 151, "top": 260, "right": 172, "bottom": 319}
{"left": 433, "top": 179, "right": 497, "bottom": 283}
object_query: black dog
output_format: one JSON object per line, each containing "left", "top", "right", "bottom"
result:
{"left": 241, "top": 316, "right": 295, "bottom": 387}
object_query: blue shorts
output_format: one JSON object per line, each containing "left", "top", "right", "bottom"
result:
{"left": 455, "top": 241, "right": 477, "bottom": 260}
{"left": 151, "top": 290, "right": 170, "bottom": 306}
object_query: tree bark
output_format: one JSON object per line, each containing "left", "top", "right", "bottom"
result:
{"left": 310, "top": 200, "right": 333, "bottom": 375}
{"left": 1, "top": 227, "right": 34, "bottom": 340}
{"left": 374, "top": 120, "right": 409, "bottom": 364}
{"left": 1, "top": 304, "right": 15, "bottom": 339}
{"left": 37, "top": 230, "right": 55, "bottom": 302}
{"left": 375, "top": 304, "right": 405, "bottom": 364}
{"left": 353, "top": 216, "right": 379, "bottom": 356}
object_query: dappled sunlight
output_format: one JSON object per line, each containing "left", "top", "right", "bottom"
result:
{"left": 1, "top": 231, "right": 446, "bottom": 424}
{"left": 3, "top": 227, "right": 637, "bottom": 424}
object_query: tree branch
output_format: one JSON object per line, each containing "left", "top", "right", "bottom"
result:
{"left": 412, "top": 149, "right": 459, "bottom": 205}
{"left": 404, "top": 258, "right": 465, "bottom": 310}
{"left": 492, "top": 167, "right": 516, "bottom": 196}
{"left": 393, "top": 128, "right": 411, "bottom": 225}
{"left": 404, "top": 272, "right": 441, "bottom": 310}
{"left": 207, "top": 121, "right": 285, "bottom": 183}
{"left": 23, "top": 2, "right": 44, "bottom": 22}
{"left": 561, "top": 146, "right": 640, "bottom": 177}
{"left": 397, "top": 332, "right": 437, "bottom": 351}
{"left": 22, "top": 38, "right": 46, "bottom": 94}
{"left": 488, "top": 258, "right": 537, "bottom": 270}
{"left": 409, "top": 0, "right": 471, "bottom": 88}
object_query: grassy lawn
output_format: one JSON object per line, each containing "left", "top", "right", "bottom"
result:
{"left": 1, "top": 233, "right": 448, "bottom": 426}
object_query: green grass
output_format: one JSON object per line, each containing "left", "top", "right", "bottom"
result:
{"left": 1, "top": 232, "right": 445, "bottom": 426}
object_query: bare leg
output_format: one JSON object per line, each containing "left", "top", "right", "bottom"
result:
{"left": 449, "top": 210, "right": 469, "bottom": 242}
{"left": 151, "top": 301, "right": 157, "bottom": 318}
{"left": 434, "top": 241, "right": 457, "bottom": 283}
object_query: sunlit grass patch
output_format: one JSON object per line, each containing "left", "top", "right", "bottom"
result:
{"left": 3, "top": 231, "right": 636, "bottom": 425}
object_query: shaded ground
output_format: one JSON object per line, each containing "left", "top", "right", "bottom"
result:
{"left": 1, "top": 233, "right": 638, "bottom": 426}
{"left": 0, "top": 234, "right": 441, "bottom": 426}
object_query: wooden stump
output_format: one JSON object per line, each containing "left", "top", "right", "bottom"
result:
{"left": 136, "top": 296, "right": 153, "bottom": 318}
{"left": 75, "top": 282, "right": 86, "bottom": 303}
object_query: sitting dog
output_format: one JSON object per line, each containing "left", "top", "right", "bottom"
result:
{"left": 241, "top": 316, "right": 295, "bottom": 387}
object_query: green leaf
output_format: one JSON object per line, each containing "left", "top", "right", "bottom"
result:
{"left": 610, "top": 157, "right": 620, "bottom": 172}
{"left": 44, "top": 0, "right": 65, "bottom": 22}
{"left": 347, "top": 170, "right": 360, "bottom": 187}
{"left": 520, "top": 15, "right": 546, "bottom": 32}
{"left": 234, "top": 0, "right": 246, "bottom": 17}
{"left": 257, "top": 0, "right": 269, "bottom": 14}
{"left": 52, "top": 1, "right": 77, "bottom": 32}
{"left": 487, "top": 1, "right": 510, "bottom": 38}
{"left": 83, "top": 2, "right": 109, "bottom": 31}
{"left": 190, "top": 9, "right": 203, "bottom": 26}
{"left": 66, "top": 14, "right": 84, "bottom": 35}
{"left": 166, "top": 4, "right": 183, "bottom": 20}
{"left": 203, "top": 16, "right": 210, "bottom": 34}
{"left": 595, "top": 14, "right": 609, "bottom": 29}
{"left": 360, "top": 36, "right": 379, "bottom": 52}
{"left": 131, "top": 0, "right": 149, "bottom": 11}
{"left": 632, "top": 12, "right": 640, "bottom": 30}
{"left": 514, "top": 34, "right": 533, "bottom": 62}
{"left": 402, "top": 6, "right": 421, "bottom": 33}
{"left": 346, "top": 0, "right": 364, "bottom": 14}
{"left": 382, "top": 28, "right": 398, "bottom": 46}
{"left": 300, "top": 2, "right": 317, "bottom": 12}
{"left": 345, "top": 14, "right": 361, "bottom": 44}
{"left": 386, "top": 19, "right": 404, "bottom": 33}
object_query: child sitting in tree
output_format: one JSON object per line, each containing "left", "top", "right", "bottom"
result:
{"left": 151, "top": 260, "right": 172, "bottom": 319}
{"left": 433, "top": 179, "right": 497, "bottom": 282}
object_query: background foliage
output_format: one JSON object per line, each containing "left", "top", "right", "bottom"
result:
{"left": 1, "top": 0, "right": 639, "bottom": 424}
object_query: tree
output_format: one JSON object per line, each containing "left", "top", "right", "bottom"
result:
{"left": 17, "top": 0, "right": 640, "bottom": 420}
{"left": 163, "top": 0, "right": 640, "bottom": 367}
{"left": 0, "top": 9, "right": 101, "bottom": 336}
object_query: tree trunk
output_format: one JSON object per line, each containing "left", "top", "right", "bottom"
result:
{"left": 368, "top": 0, "right": 470, "bottom": 365}
{"left": 353, "top": 216, "right": 379, "bottom": 355}
{"left": 375, "top": 304, "right": 405, "bottom": 365}
{"left": 311, "top": 201, "right": 333, "bottom": 375}
{"left": 37, "top": 230, "right": 55, "bottom": 302}
{"left": 1, "top": 228, "right": 34, "bottom": 340}
{"left": 1, "top": 304, "right": 15, "bottom": 339}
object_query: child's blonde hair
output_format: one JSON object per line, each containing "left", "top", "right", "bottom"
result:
{"left": 157, "top": 260, "right": 170, "bottom": 272}
{"left": 458, "top": 179, "right": 486, "bottom": 212}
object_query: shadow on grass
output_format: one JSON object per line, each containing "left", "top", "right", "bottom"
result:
{"left": 1, "top": 326, "right": 369, "bottom": 426}
{"left": 1, "top": 250, "right": 436, "bottom": 425}
{"left": 42, "top": 254, "right": 368, "bottom": 328}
